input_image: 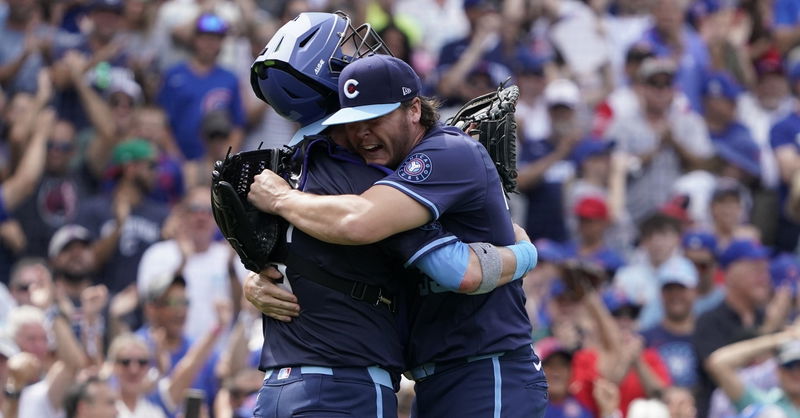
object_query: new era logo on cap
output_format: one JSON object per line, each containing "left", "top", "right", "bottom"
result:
{"left": 323, "top": 55, "right": 422, "bottom": 126}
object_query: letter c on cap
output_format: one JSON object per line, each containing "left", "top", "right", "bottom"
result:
{"left": 343, "top": 79, "right": 359, "bottom": 99}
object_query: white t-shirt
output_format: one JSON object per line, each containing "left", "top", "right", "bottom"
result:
{"left": 116, "top": 397, "right": 167, "bottom": 418}
{"left": 137, "top": 240, "right": 247, "bottom": 340}
{"left": 18, "top": 380, "right": 63, "bottom": 418}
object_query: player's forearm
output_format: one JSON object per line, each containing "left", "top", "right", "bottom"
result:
{"left": 274, "top": 190, "right": 389, "bottom": 245}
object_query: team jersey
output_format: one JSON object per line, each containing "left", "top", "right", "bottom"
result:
{"left": 375, "top": 123, "right": 533, "bottom": 367}
{"left": 258, "top": 138, "right": 456, "bottom": 376}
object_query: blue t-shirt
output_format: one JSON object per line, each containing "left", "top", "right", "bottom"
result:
{"left": 376, "top": 124, "right": 532, "bottom": 367}
{"left": 640, "top": 26, "right": 710, "bottom": 112}
{"left": 544, "top": 397, "right": 593, "bottom": 418}
{"left": 642, "top": 325, "right": 698, "bottom": 388}
{"left": 77, "top": 195, "right": 169, "bottom": 293}
{"left": 135, "top": 327, "right": 219, "bottom": 416}
{"left": 258, "top": 138, "right": 456, "bottom": 377}
{"left": 775, "top": 0, "right": 800, "bottom": 26}
{"left": 770, "top": 112, "right": 800, "bottom": 205}
{"left": 157, "top": 62, "right": 245, "bottom": 160}
{"left": 518, "top": 139, "right": 574, "bottom": 242}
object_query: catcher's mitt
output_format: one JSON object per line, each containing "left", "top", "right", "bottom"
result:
{"left": 446, "top": 83, "right": 520, "bottom": 194}
{"left": 211, "top": 147, "right": 294, "bottom": 272}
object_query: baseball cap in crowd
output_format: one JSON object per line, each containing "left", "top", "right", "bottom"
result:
{"left": 572, "top": 138, "right": 615, "bottom": 165}
{"left": 89, "top": 0, "right": 123, "bottom": 13}
{"left": 638, "top": 58, "right": 677, "bottom": 82}
{"left": 111, "top": 138, "right": 155, "bottom": 166}
{"left": 322, "top": 55, "right": 421, "bottom": 126}
{"left": 754, "top": 51, "right": 784, "bottom": 78}
{"left": 711, "top": 178, "right": 745, "bottom": 202}
{"left": 48, "top": 224, "right": 92, "bottom": 259}
{"left": 0, "top": 336, "right": 19, "bottom": 360}
{"left": 778, "top": 340, "right": 800, "bottom": 368}
{"left": 682, "top": 230, "right": 718, "bottom": 253}
{"left": 202, "top": 110, "right": 233, "bottom": 141}
{"left": 574, "top": 196, "right": 609, "bottom": 221}
{"left": 513, "top": 51, "right": 546, "bottom": 76}
{"left": 770, "top": 253, "right": 800, "bottom": 296}
{"left": 712, "top": 134, "right": 761, "bottom": 178}
{"left": 544, "top": 78, "right": 580, "bottom": 109}
{"left": 534, "top": 337, "right": 573, "bottom": 364}
{"left": 702, "top": 72, "right": 743, "bottom": 101}
{"left": 718, "top": 239, "right": 769, "bottom": 269}
{"left": 657, "top": 257, "right": 698, "bottom": 288}
{"left": 625, "top": 43, "right": 655, "bottom": 65}
{"left": 602, "top": 288, "right": 642, "bottom": 318}
{"left": 141, "top": 272, "right": 186, "bottom": 303}
{"left": 196, "top": 13, "right": 229, "bottom": 36}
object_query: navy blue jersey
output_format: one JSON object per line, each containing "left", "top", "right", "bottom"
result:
{"left": 375, "top": 124, "right": 533, "bottom": 367}
{"left": 259, "top": 138, "right": 456, "bottom": 375}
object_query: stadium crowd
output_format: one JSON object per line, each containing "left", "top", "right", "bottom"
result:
{"left": 1, "top": 0, "right": 800, "bottom": 416}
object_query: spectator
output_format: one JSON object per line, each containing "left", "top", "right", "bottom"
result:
{"left": 593, "top": 43, "right": 655, "bottom": 137}
{"left": 435, "top": 0, "right": 513, "bottom": 105}
{"left": 157, "top": 13, "right": 245, "bottom": 161}
{"left": 6, "top": 259, "right": 49, "bottom": 310}
{"left": 516, "top": 78, "right": 582, "bottom": 242}
{"left": 638, "top": 0, "right": 710, "bottom": 111}
{"left": 13, "top": 118, "right": 87, "bottom": 259}
{"left": 136, "top": 271, "right": 227, "bottom": 413}
{"left": 703, "top": 72, "right": 762, "bottom": 188}
{"left": 563, "top": 195, "right": 626, "bottom": 276}
{"left": 536, "top": 337, "right": 593, "bottom": 418}
{"left": 138, "top": 186, "right": 243, "bottom": 341}
{"left": 738, "top": 53, "right": 793, "bottom": 190}
{"left": 106, "top": 333, "right": 168, "bottom": 418}
{"left": 692, "top": 239, "right": 787, "bottom": 417}
{"left": 0, "top": 0, "right": 53, "bottom": 96}
{"left": 77, "top": 138, "right": 169, "bottom": 295}
{"left": 641, "top": 257, "right": 700, "bottom": 388}
{"left": 49, "top": 0, "right": 129, "bottom": 130}
{"left": 709, "top": 179, "right": 760, "bottom": 250}
{"left": 770, "top": 63, "right": 800, "bottom": 253}
{"left": 614, "top": 213, "right": 683, "bottom": 313}
{"left": 513, "top": 53, "right": 549, "bottom": 144}
{"left": 773, "top": 0, "right": 800, "bottom": 53}
{"left": 708, "top": 325, "right": 800, "bottom": 416}
{"left": 0, "top": 336, "right": 21, "bottom": 418}
{"left": 605, "top": 58, "right": 713, "bottom": 223}
{"left": 680, "top": 230, "right": 725, "bottom": 315}
{"left": 661, "top": 386, "right": 697, "bottom": 418}
{"left": 63, "top": 376, "right": 118, "bottom": 418}
{"left": 184, "top": 111, "right": 234, "bottom": 189}
{"left": 571, "top": 288, "right": 671, "bottom": 416}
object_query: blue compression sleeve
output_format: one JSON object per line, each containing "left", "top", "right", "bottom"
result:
{"left": 413, "top": 240, "right": 470, "bottom": 291}
{"left": 509, "top": 241, "right": 538, "bottom": 280}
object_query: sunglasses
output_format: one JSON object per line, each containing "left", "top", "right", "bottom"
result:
{"left": 155, "top": 298, "right": 190, "bottom": 308}
{"left": 782, "top": 360, "right": 800, "bottom": 371}
{"left": 646, "top": 78, "right": 674, "bottom": 90}
{"left": 117, "top": 358, "right": 149, "bottom": 367}
{"left": 47, "top": 141, "right": 75, "bottom": 152}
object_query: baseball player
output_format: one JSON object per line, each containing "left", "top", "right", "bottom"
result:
{"left": 246, "top": 13, "right": 538, "bottom": 418}
{"left": 249, "top": 54, "right": 548, "bottom": 417}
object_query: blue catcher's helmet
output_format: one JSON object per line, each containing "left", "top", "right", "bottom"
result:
{"left": 250, "top": 11, "right": 392, "bottom": 144}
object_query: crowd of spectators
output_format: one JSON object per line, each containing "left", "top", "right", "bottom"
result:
{"left": 2, "top": 0, "right": 800, "bottom": 417}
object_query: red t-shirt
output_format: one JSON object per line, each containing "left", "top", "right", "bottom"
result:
{"left": 569, "top": 347, "right": 672, "bottom": 416}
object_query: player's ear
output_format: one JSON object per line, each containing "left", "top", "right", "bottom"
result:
{"left": 407, "top": 97, "right": 421, "bottom": 124}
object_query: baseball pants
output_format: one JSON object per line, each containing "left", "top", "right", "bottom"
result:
{"left": 409, "top": 345, "right": 548, "bottom": 418}
{"left": 253, "top": 366, "right": 398, "bottom": 418}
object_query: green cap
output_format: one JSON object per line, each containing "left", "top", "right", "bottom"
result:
{"left": 111, "top": 138, "right": 155, "bottom": 166}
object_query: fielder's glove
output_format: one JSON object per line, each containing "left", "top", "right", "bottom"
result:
{"left": 211, "top": 148, "right": 293, "bottom": 272}
{"left": 447, "top": 83, "right": 520, "bottom": 194}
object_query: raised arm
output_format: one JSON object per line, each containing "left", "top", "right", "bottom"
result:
{"left": 2, "top": 107, "right": 55, "bottom": 211}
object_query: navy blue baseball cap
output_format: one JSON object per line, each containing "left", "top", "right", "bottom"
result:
{"left": 322, "top": 55, "right": 421, "bottom": 126}
{"left": 718, "top": 239, "right": 768, "bottom": 269}
{"left": 196, "top": 13, "right": 228, "bottom": 35}
{"left": 682, "top": 230, "right": 717, "bottom": 253}
{"left": 770, "top": 253, "right": 800, "bottom": 296}
{"left": 601, "top": 288, "right": 642, "bottom": 318}
{"left": 712, "top": 134, "right": 761, "bottom": 178}
{"left": 702, "top": 72, "right": 742, "bottom": 101}
{"left": 572, "top": 138, "right": 615, "bottom": 165}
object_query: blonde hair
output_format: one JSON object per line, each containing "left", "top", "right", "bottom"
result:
{"left": 6, "top": 305, "right": 46, "bottom": 340}
{"left": 107, "top": 333, "right": 150, "bottom": 363}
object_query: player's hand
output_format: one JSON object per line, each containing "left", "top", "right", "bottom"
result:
{"left": 244, "top": 268, "right": 300, "bottom": 322}
{"left": 512, "top": 223, "right": 530, "bottom": 243}
{"left": 248, "top": 169, "right": 292, "bottom": 215}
